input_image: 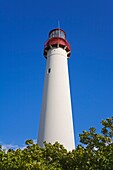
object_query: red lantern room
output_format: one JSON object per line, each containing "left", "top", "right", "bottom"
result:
{"left": 44, "top": 28, "right": 71, "bottom": 58}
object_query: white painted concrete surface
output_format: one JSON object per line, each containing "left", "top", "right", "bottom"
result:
{"left": 38, "top": 47, "right": 75, "bottom": 150}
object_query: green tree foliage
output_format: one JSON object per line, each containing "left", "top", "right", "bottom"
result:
{"left": 0, "top": 117, "right": 113, "bottom": 170}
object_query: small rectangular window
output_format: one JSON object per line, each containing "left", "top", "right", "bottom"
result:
{"left": 47, "top": 68, "right": 51, "bottom": 74}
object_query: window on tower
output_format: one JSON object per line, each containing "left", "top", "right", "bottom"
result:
{"left": 47, "top": 68, "right": 51, "bottom": 74}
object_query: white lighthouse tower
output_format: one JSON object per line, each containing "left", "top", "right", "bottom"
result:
{"left": 38, "top": 28, "right": 75, "bottom": 150}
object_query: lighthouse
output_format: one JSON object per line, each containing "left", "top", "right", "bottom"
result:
{"left": 38, "top": 28, "right": 75, "bottom": 150}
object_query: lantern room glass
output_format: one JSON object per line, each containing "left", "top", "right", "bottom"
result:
{"left": 49, "top": 30, "right": 66, "bottom": 39}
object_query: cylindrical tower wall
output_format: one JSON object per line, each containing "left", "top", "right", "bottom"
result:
{"left": 38, "top": 47, "right": 75, "bottom": 150}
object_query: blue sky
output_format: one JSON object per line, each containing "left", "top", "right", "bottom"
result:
{"left": 0, "top": 0, "right": 113, "bottom": 148}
